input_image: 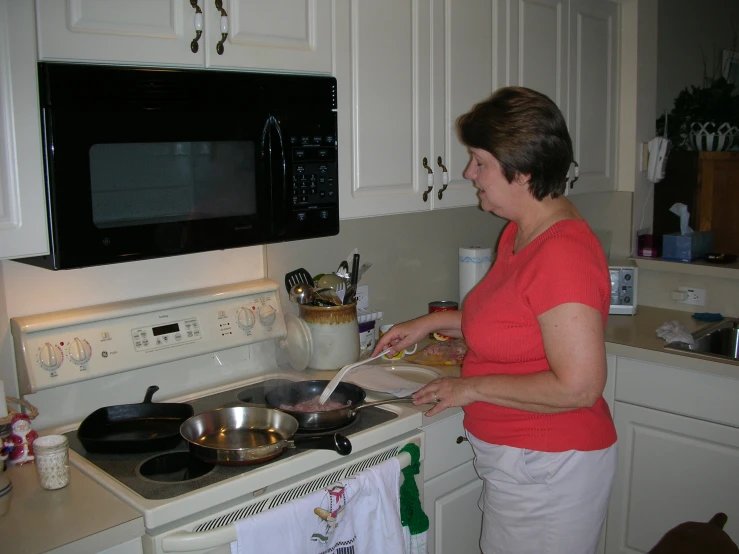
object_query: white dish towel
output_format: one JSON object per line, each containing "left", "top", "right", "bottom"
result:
{"left": 230, "top": 457, "right": 405, "bottom": 554}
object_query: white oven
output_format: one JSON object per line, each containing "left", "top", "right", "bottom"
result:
{"left": 10, "top": 279, "right": 424, "bottom": 553}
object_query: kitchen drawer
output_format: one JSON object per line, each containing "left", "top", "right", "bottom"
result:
{"left": 615, "top": 356, "right": 739, "bottom": 428}
{"left": 423, "top": 412, "right": 475, "bottom": 481}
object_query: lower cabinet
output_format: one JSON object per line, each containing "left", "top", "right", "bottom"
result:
{"left": 423, "top": 411, "right": 483, "bottom": 554}
{"left": 424, "top": 460, "right": 484, "bottom": 554}
{"left": 605, "top": 355, "right": 739, "bottom": 554}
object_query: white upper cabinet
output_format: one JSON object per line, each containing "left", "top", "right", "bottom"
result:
{"left": 567, "top": 0, "right": 619, "bottom": 194}
{"left": 336, "top": 1, "right": 433, "bottom": 218}
{"left": 507, "top": 0, "right": 619, "bottom": 195}
{"left": 0, "top": 1, "right": 49, "bottom": 260}
{"left": 337, "top": 0, "right": 497, "bottom": 219}
{"left": 35, "top": 0, "right": 333, "bottom": 74}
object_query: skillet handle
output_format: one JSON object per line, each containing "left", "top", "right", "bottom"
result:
{"left": 143, "top": 385, "right": 159, "bottom": 403}
{"left": 292, "top": 433, "right": 352, "bottom": 455}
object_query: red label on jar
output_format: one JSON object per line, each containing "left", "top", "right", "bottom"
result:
{"left": 428, "top": 301, "right": 458, "bottom": 340}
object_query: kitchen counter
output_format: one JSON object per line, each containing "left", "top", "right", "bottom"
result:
{"left": 0, "top": 463, "right": 143, "bottom": 554}
{"left": 605, "top": 305, "right": 739, "bottom": 379}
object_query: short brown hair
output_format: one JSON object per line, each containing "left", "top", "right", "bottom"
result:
{"left": 456, "top": 87, "right": 573, "bottom": 200}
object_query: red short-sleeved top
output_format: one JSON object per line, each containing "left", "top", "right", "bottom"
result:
{"left": 461, "top": 219, "right": 617, "bottom": 452}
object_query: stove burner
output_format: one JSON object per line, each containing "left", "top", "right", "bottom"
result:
{"left": 138, "top": 452, "right": 214, "bottom": 483}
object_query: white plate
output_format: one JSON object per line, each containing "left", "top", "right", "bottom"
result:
{"left": 345, "top": 363, "right": 444, "bottom": 395}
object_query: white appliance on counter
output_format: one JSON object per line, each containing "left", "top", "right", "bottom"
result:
{"left": 608, "top": 260, "right": 638, "bottom": 315}
{"left": 10, "top": 280, "right": 424, "bottom": 554}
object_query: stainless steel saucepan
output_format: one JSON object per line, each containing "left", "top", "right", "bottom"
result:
{"left": 179, "top": 406, "right": 352, "bottom": 466}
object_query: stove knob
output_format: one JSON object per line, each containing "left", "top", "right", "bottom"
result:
{"left": 236, "top": 307, "right": 255, "bottom": 330}
{"left": 258, "top": 305, "right": 277, "bottom": 327}
{"left": 38, "top": 342, "right": 63, "bottom": 371}
{"left": 68, "top": 337, "right": 92, "bottom": 364}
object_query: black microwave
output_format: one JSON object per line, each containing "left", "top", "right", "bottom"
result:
{"left": 19, "top": 63, "right": 339, "bottom": 270}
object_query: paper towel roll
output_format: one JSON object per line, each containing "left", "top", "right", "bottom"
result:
{"left": 459, "top": 246, "right": 493, "bottom": 305}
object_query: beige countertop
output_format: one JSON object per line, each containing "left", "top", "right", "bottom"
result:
{"left": 0, "top": 463, "right": 143, "bottom": 554}
{"left": 605, "top": 305, "right": 739, "bottom": 379}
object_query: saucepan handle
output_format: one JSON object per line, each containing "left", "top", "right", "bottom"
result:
{"left": 291, "top": 433, "right": 352, "bottom": 455}
{"left": 352, "top": 396, "right": 416, "bottom": 413}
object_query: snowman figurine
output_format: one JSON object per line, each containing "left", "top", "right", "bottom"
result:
{"left": 6, "top": 413, "right": 38, "bottom": 466}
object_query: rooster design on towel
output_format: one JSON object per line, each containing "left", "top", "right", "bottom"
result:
{"left": 310, "top": 483, "right": 357, "bottom": 552}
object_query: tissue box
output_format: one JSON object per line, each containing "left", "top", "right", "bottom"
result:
{"left": 662, "top": 232, "right": 714, "bottom": 262}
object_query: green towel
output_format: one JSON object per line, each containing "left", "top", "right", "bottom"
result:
{"left": 399, "top": 443, "right": 429, "bottom": 535}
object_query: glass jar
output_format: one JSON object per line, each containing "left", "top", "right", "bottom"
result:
{"left": 34, "top": 435, "right": 70, "bottom": 490}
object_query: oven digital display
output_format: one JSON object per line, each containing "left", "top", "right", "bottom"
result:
{"left": 152, "top": 323, "right": 180, "bottom": 336}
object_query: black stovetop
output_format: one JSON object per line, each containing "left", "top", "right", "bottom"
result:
{"left": 65, "top": 379, "right": 397, "bottom": 500}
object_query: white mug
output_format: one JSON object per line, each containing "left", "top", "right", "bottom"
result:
{"left": 379, "top": 324, "right": 418, "bottom": 359}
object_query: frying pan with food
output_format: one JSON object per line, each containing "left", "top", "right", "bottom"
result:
{"left": 179, "top": 406, "right": 352, "bottom": 466}
{"left": 264, "top": 380, "right": 414, "bottom": 432}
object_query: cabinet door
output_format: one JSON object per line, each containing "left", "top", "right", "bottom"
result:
{"left": 430, "top": 0, "right": 506, "bottom": 210}
{"left": 0, "top": 0, "right": 49, "bottom": 260}
{"left": 206, "top": 0, "right": 333, "bottom": 73}
{"left": 35, "top": 0, "right": 205, "bottom": 67}
{"left": 424, "top": 460, "right": 484, "bottom": 554}
{"left": 606, "top": 402, "right": 739, "bottom": 553}
{"left": 567, "top": 0, "right": 618, "bottom": 194}
{"left": 508, "top": 0, "right": 569, "bottom": 119}
{"left": 336, "top": 0, "right": 433, "bottom": 218}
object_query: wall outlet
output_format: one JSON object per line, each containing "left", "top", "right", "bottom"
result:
{"left": 677, "top": 286, "right": 706, "bottom": 306}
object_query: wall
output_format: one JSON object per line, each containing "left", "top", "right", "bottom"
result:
{"left": 266, "top": 206, "right": 506, "bottom": 328}
{"left": 656, "top": 0, "right": 739, "bottom": 117}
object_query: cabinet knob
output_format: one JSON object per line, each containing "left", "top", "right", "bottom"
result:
{"left": 189, "top": 1, "right": 203, "bottom": 53}
{"left": 456, "top": 436, "right": 468, "bottom": 444}
{"left": 437, "top": 156, "right": 449, "bottom": 199}
{"left": 214, "top": 0, "right": 229, "bottom": 55}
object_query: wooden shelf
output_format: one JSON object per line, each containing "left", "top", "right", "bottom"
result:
{"left": 630, "top": 256, "right": 739, "bottom": 279}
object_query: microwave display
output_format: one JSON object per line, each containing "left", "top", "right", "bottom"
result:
{"left": 20, "top": 63, "right": 339, "bottom": 270}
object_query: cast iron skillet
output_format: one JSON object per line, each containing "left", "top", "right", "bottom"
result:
{"left": 77, "top": 385, "right": 194, "bottom": 453}
{"left": 264, "top": 380, "right": 414, "bottom": 432}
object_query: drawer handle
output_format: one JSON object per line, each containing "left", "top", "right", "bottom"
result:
{"left": 456, "top": 436, "right": 468, "bottom": 444}
{"left": 190, "top": 0, "right": 203, "bottom": 53}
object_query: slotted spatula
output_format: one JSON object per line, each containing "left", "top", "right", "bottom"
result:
{"left": 284, "top": 268, "right": 314, "bottom": 294}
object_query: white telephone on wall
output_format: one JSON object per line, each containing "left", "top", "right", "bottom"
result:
{"left": 647, "top": 136, "right": 671, "bottom": 183}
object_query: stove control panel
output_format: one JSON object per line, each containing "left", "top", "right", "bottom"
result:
{"left": 11, "top": 279, "right": 288, "bottom": 394}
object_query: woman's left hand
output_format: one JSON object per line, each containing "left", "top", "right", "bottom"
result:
{"left": 412, "top": 376, "right": 475, "bottom": 417}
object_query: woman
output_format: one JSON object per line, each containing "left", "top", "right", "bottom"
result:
{"left": 372, "top": 87, "right": 617, "bottom": 554}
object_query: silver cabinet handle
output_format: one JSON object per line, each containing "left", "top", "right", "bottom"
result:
{"left": 437, "top": 156, "right": 449, "bottom": 199}
{"left": 214, "top": 0, "right": 229, "bottom": 55}
{"left": 422, "top": 157, "right": 433, "bottom": 202}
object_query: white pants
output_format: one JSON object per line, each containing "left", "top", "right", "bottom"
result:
{"left": 467, "top": 432, "right": 617, "bottom": 554}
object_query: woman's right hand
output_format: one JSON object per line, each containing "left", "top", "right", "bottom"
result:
{"left": 371, "top": 317, "right": 430, "bottom": 358}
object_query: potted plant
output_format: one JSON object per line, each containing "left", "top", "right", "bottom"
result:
{"left": 657, "top": 76, "right": 739, "bottom": 151}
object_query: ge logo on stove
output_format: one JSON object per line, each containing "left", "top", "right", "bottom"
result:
{"left": 102, "top": 351, "right": 108, "bottom": 358}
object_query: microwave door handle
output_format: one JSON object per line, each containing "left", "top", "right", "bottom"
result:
{"left": 262, "top": 115, "right": 287, "bottom": 237}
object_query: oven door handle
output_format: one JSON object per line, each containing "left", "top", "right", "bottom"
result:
{"left": 161, "top": 450, "right": 413, "bottom": 552}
